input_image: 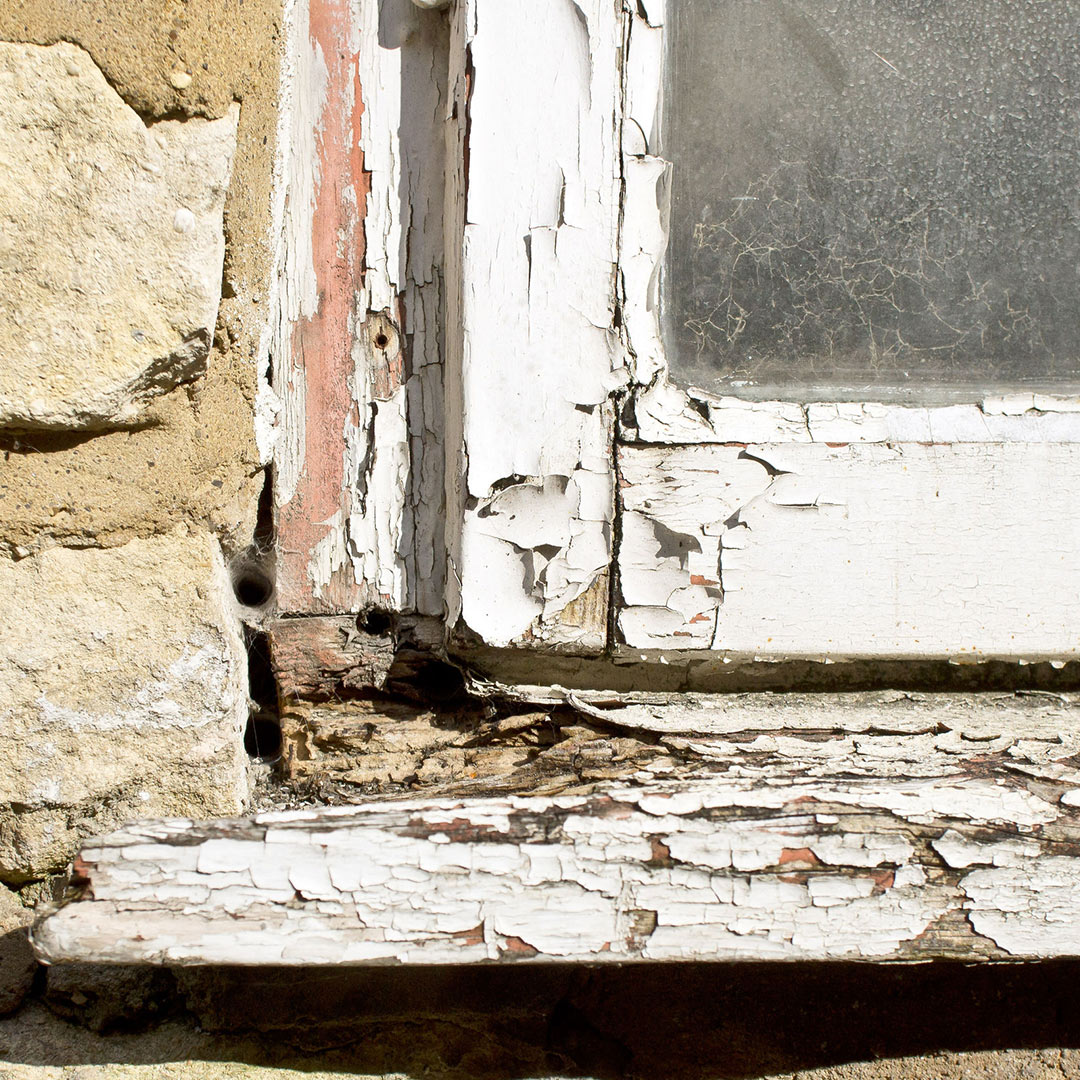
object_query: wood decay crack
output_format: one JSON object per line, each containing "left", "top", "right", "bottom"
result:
{"left": 34, "top": 702, "right": 1080, "bottom": 964}
{"left": 32, "top": 665, "right": 1080, "bottom": 963}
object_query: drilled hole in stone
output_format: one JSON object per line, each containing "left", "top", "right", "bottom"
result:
{"left": 232, "top": 563, "right": 274, "bottom": 609}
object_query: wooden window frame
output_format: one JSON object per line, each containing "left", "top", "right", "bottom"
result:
{"left": 34, "top": 0, "right": 1080, "bottom": 969}
{"left": 445, "top": 0, "right": 1080, "bottom": 668}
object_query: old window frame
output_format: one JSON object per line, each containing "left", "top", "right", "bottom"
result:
{"left": 442, "top": 0, "right": 1080, "bottom": 671}
{"left": 33, "top": 0, "right": 1080, "bottom": 970}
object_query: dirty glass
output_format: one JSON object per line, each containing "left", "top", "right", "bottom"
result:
{"left": 663, "top": 0, "right": 1080, "bottom": 401}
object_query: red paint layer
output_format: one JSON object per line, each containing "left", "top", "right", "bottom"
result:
{"left": 276, "top": 0, "right": 372, "bottom": 614}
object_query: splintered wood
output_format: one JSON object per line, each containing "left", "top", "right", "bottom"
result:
{"left": 267, "top": 617, "right": 394, "bottom": 700}
{"left": 35, "top": 694, "right": 1080, "bottom": 965}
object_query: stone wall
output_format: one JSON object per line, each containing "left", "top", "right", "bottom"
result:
{"left": 0, "top": 0, "right": 281, "bottom": 887}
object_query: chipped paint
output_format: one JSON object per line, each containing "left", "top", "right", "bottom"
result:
{"left": 35, "top": 721, "right": 1080, "bottom": 964}
{"left": 607, "top": 0, "right": 1080, "bottom": 666}
{"left": 273, "top": 0, "right": 447, "bottom": 616}
{"left": 618, "top": 442, "right": 1080, "bottom": 658}
{"left": 446, "top": 0, "right": 625, "bottom": 649}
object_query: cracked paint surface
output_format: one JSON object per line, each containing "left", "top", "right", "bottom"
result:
{"left": 446, "top": 0, "right": 625, "bottom": 649}
{"left": 35, "top": 691, "right": 1080, "bottom": 964}
{"left": 617, "top": 441, "right": 1080, "bottom": 658}
{"left": 612, "top": 1, "right": 1080, "bottom": 663}
{"left": 273, "top": 0, "right": 447, "bottom": 616}
{"left": 35, "top": 709, "right": 1080, "bottom": 965}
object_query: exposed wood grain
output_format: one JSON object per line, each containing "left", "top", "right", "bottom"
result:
{"left": 272, "top": 0, "right": 376, "bottom": 614}
{"left": 271, "top": 0, "right": 447, "bottom": 617}
{"left": 485, "top": 686, "right": 1080, "bottom": 740}
{"left": 267, "top": 617, "right": 394, "bottom": 700}
{"left": 33, "top": 715, "right": 1080, "bottom": 964}
{"left": 278, "top": 689, "right": 1080, "bottom": 799}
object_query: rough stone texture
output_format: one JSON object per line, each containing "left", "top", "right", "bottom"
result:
{"left": 0, "top": 888, "right": 35, "bottom": 1017}
{"left": 0, "top": 531, "right": 247, "bottom": 882}
{"left": 0, "top": 0, "right": 281, "bottom": 559}
{"left": 0, "top": 42, "right": 238, "bottom": 430}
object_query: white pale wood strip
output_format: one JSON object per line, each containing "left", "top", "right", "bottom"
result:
{"left": 618, "top": 442, "right": 1080, "bottom": 658}
{"left": 630, "top": 391, "right": 1080, "bottom": 445}
{"left": 450, "top": 0, "right": 624, "bottom": 648}
{"left": 33, "top": 744, "right": 1080, "bottom": 965}
{"left": 483, "top": 686, "right": 1080, "bottom": 740}
{"left": 270, "top": 0, "right": 446, "bottom": 614}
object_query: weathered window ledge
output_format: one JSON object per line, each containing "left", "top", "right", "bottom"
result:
{"left": 32, "top": 692, "right": 1080, "bottom": 966}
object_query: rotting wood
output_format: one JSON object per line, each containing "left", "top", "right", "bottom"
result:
{"left": 274, "top": 694, "right": 678, "bottom": 802}
{"left": 277, "top": 689, "right": 1080, "bottom": 799}
{"left": 33, "top": 716, "right": 1080, "bottom": 964}
{"left": 267, "top": 617, "right": 395, "bottom": 700}
{"left": 483, "top": 687, "right": 1080, "bottom": 741}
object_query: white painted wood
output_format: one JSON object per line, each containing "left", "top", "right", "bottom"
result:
{"left": 482, "top": 686, "right": 1080, "bottom": 741}
{"left": 271, "top": 0, "right": 446, "bottom": 615}
{"left": 619, "top": 3, "right": 668, "bottom": 388}
{"left": 447, "top": 0, "right": 625, "bottom": 649}
{"left": 266, "top": 0, "right": 1080, "bottom": 661}
{"left": 605, "top": 0, "right": 1080, "bottom": 662}
{"left": 34, "top": 717, "right": 1080, "bottom": 963}
{"left": 628, "top": 390, "right": 1080, "bottom": 446}
{"left": 618, "top": 442, "right": 1080, "bottom": 658}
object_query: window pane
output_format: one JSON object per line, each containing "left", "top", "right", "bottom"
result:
{"left": 664, "top": 0, "right": 1080, "bottom": 401}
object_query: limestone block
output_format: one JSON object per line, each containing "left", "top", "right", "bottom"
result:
{"left": 0, "top": 531, "right": 248, "bottom": 882}
{"left": 0, "top": 43, "right": 238, "bottom": 430}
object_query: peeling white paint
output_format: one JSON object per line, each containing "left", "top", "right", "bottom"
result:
{"left": 628, "top": 391, "right": 1080, "bottom": 447}
{"left": 447, "top": 0, "right": 624, "bottom": 648}
{"left": 461, "top": 468, "right": 614, "bottom": 646}
{"left": 37, "top": 746, "right": 1080, "bottom": 964}
{"left": 961, "top": 858, "right": 1080, "bottom": 956}
{"left": 618, "top": 442, "right": 1080, "bottom": 658}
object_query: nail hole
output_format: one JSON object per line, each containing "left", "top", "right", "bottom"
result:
{"left": 374, "top": 332, "right": 389, "bottom": 349}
